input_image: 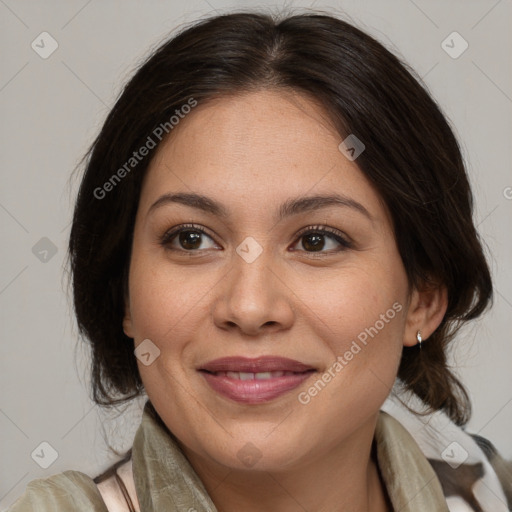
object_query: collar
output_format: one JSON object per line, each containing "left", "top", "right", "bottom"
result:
{"left": 132, "top": 401, "right": 449, "bottom": 512}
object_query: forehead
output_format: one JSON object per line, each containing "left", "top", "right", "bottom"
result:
{"left": 138, "top": 89, "right": 386, "bottom": 222}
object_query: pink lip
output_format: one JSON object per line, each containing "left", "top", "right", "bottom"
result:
{"left": 199, "top": 356, "right": 315, "bottom": 373}
{"left": 198, "top": 356, "right": 316, "bottom": 404}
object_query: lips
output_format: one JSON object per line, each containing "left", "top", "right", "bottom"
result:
{"left": 212, "top": 370, "right": 299, "bottom": 380}
{"left": 198, "top": 356, "right": 316, "bottom": 404}
{"left": 199, "top": 356, "right": 315, "bottom": 374}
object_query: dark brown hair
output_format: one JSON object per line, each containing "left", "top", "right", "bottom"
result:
{"left": 67, "top": 10, "right": 492, "bottom": 426}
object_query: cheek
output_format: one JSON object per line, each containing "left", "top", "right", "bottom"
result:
{"left": 297, "top": 260, "right": 407, "bottom": 395}
{"left": 295, "top": 272, "right": 406, "bottom": 431}
{"left": 127, "top": 249, "right": 214, "bottom": 342}
{"left": 294, "top": 260, "right": 406, "bottom": 344}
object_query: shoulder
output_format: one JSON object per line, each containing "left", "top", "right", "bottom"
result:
{"left": 7, "top": 470, "right": 107, "bottom": 511}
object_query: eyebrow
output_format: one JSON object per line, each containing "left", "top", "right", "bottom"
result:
{"left": 147, "top": 192, "right": 373, "bottom": 221}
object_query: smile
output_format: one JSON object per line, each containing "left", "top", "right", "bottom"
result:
{"left": 211, "top": 370, "right": 299, "bottom": 380}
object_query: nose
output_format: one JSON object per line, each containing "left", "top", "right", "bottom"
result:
{"left": 212, "top": 247, "right": 295, "bottom": 337}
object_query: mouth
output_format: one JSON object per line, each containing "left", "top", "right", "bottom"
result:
{"left": 198, "top": 356, "right": 316, "bottom": 373}
{"left": 204, "top": 370, "right": 307, "bottom": 380}
{"left": 198, "top": 356, "right": 317, "bottom": 404}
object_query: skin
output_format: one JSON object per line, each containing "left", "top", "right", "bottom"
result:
{"left": 123, "top": 89, "right": 448, "bottom": 512}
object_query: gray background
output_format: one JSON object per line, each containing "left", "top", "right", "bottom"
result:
{"left": 1, "top": 0, "right": 511, "bottom": 508}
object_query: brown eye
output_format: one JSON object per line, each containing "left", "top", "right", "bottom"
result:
{"left": 291, "top": 226, "right": 352, "bottom": 254}
{"left": 160, "top": 224, "right": 219, "bottom": 252}
{"left": 178, "top": 230, "right": 203, "bottom": 250}
{"left": 301, "top": 233, "right": 326, "bottom": 251}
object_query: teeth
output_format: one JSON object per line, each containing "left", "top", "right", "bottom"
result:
{"left": 217, "top": 371, "right": 293, "bottom": 380}
{"left": 255, "top": 372, "right": 272, "bottom": 380}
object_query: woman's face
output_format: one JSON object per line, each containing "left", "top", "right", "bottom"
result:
{"left": 123, "top": 89, "right": 421, "bottom": 471}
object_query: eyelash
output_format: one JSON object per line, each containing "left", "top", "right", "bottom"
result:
{"left": 159, "top": 223, "right": 352, "bottom": 256}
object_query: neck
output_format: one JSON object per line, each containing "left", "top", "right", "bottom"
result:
{"left": 180, "top": 413, "right": 391, "bottom": 512}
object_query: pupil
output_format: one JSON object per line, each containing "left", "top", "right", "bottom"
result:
{"left": 303, "top": 234, "right": 324, "bottom": 251}
{"left": 180, "top": 231, "right": 201, "bottom": 250}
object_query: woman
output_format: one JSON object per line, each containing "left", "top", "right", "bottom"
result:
{"left": 8, "top": 10, "right": 511, "bottom": 512}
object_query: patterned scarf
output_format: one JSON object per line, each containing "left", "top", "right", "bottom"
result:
{"left": 381, "top": 384, "right": 511, "bottom": 511}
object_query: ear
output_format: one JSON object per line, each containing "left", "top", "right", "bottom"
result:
{"left": 403, "top": 281, "right": 448, "bottom": 347}
{"left": 123, "top": 292, "right": 134, "bottom": 339}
